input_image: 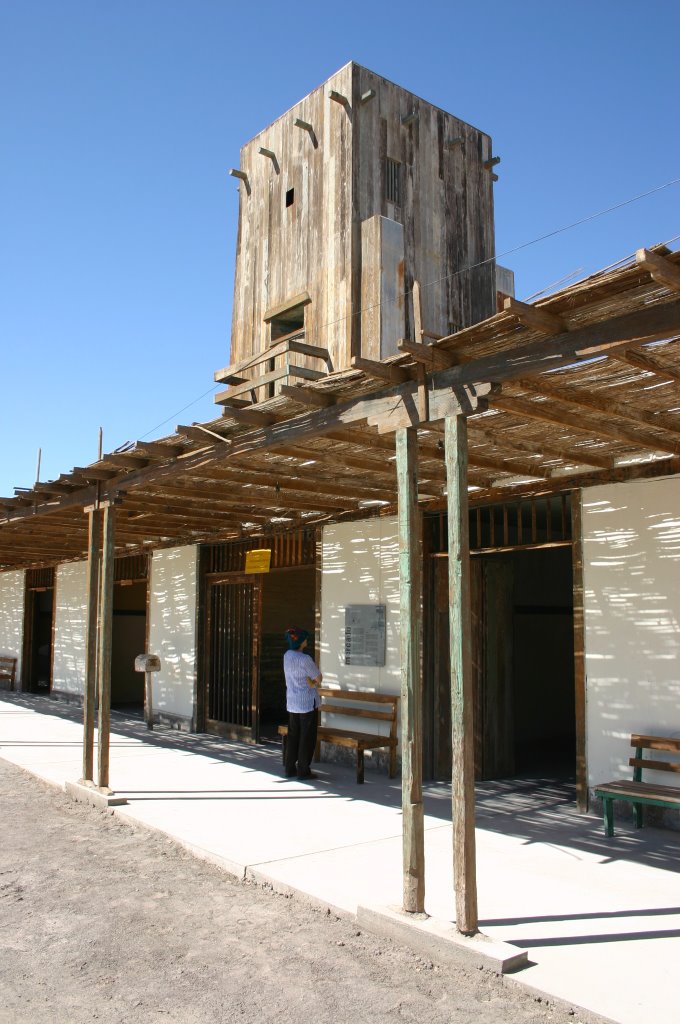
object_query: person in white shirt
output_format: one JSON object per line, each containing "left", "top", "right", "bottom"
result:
{"left": 283, "top": 626, "right": 322, "bottom": 779}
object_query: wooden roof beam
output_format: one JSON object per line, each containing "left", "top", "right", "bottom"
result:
{"left": 470, "top": 424, "right": 614, "bottom": 470}
{"left": 503, "top": 296, "right": 566, "bottom": 336}
{"left": 610, "top": 348, "right": 680, "bottom": 384}
{"left": 515, "top": 377, "right": 680, "bottom": 437}
{"left": 100, "top": 453, "right": 151, "bottom": 470}
{"left": 351, "top": 356, "right": 413, "bottom": 384}
{"left": 397, "top": 340, "right": 456, "bottom": 370}
{"left": 636, "top": 248, "right": 680, "bottom": 293}
{"left": 493, "top": 395, "right": 680, "bottom": 456}
{"left": 279, "top": 385, "right": 336, "bottom": 408}
{"left": 72, "top": 467, "right": 119, "bottom": 481}
{"left": 132, "top": 440, "right": 184, "bottom": 459}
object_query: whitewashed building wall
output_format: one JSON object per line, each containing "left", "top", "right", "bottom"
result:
{"left": 0, "top": 570, "right": 25, "bottom": 682}
{"left": 52, "top": 561, "right": 88, "bottom": 697}
{"left": 148, "top": 545, "right": 198, "bottom": 727}
{"left": 581, "top": 476, "right": 680, "bottom": 789}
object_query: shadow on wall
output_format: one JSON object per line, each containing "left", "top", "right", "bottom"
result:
{"left": 151, "top": 550, "right": 196, "bottom": 720}
{"left": 320, "top": 524, "right": 400, "bottom": 695}
{"left": 584, "top": 491, "right": 680, "bottom": 781}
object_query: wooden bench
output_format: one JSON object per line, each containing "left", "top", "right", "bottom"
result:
{"left": 0, "top": 656, "right": 17, "bottom": 692}
{"left": 594, "top": 734, "right": 680, "bottom": 836}
{"left": 278, "top": 687, "right": 399, "bottom": 784}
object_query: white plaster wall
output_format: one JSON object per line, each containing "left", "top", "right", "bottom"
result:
{"left": 52, "top": 561, "right": 88, "bottom": 696}
{"left": 320, "top": 518, "right": 401, "bottom": 740}
{"left": 0, "top": 570, "right": 25, "bottom": 682}
{"left": 148, "top": 546, "right": 198, "bottom": 723}
{"left": 582, "top": 477, "right": 680, "bottom": 787}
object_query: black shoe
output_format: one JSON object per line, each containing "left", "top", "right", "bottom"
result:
{"left": 297, "top": 771, "right": 317, "bottom": 780}
{"left": 284, "top": 769, "right": 297, "bottom": 777}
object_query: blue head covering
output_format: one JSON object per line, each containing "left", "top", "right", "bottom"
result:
{"left": 285, "top": 626, "right": 309, "bottom": 650}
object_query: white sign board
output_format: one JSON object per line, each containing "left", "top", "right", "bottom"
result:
{"left": 344, "top": 605, "right": 386, "bottom": 667}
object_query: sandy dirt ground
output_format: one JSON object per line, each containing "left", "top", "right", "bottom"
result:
{"left": 0, "top": 760, "right": 605, "bottom": 1024}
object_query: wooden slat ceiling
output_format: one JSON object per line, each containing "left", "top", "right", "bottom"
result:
{"left": 2, "top": 245, "right": 679, "bottom": 570}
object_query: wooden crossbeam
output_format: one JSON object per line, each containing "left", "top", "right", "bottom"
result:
{"left": 100, "top": 453, "right": 150, "bottom": 470}
{"left": 470, "top": 424, "right": 613, "bottom": 470}
{"left": 397, "top": 340, "right": 455, "bottom": 370}
{"left": 503, "top": 296, "right": 566, "bottom": 336}
{"left": 351, "top": 356, "right": 412, "bottom": 384}
{"left": 133, "top": 440, "right": 183, "bottom": 459}
{"left": 73, "top": 467, "right": 118, "bottom": 481}
{"left": 611, "top": 348, "right": 680, "bottom": 383}
{"left": 468, "top": 451, "right": 549, "bottom": 480}
{"left": 279, "top": 385, "right": 336, "bottom": 408}
{"left": 636, "top": 248, "right": 680, "bottom": 293}
{"left": 515, "top": 377, "right": 680, "bottom": 437}
{"left": 493, "top": 395, "right": 680, "bottom": 455}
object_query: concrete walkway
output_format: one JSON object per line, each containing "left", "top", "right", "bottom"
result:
{"left": 2, "top": 694, "right": 679, "bottom": 1024}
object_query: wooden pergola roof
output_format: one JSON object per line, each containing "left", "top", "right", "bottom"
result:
{"left": 2, "top": 244, "right": 679, "bottom": 571}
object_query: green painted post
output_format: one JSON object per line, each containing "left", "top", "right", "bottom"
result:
{"left": 82, "top": 507, "right": 101, "bottom": 783}
{"left": 396, "top": 426, "right": 425, "bottom": 913}
{"left": 97, "top": 504, "right": 116, "bottom": 791}
{"left": 444, "top": 414, "right": 478, "bottom": 936}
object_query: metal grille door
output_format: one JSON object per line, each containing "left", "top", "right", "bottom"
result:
{"left": 206, "top": 575, "right": 261, "bottom": 741}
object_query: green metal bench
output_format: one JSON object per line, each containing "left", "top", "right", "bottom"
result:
{"left": 594, "top": 734, "right": 680, "bottom": 837}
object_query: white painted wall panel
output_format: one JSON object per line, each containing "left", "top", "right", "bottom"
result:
{"left": 582, "top": 478, "right": 680, "bottom": 787}
{"left": 320, "top": 518, "right": 401, "bottom": 744}
{"left": 52, "top": 561, "right": 87, "bottom": 696}
{"left": 0, "top": 570, "right": 25, "bottom": 682}
{"left": 148, "top": 546, "right": 198, "bottom": 723}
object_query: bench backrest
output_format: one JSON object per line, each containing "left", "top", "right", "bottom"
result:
{"left": 316, "top": 687, "right": 399, "bottom": 741}
{"left": 629, "top": 734, "right": 680, "bottom": 782}
{"left": 0, "top": 656, "right": 17, "bottom": 682}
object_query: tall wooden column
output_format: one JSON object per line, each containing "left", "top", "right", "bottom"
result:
{"left": 97, "top": 504, "right": 116, "bottom": 791}
{"left": 82, "top": 506, "right": 101, "bottom": 783}
{"left": 396, "top": 427, "right": 425, "bottom": 913}
{"left": 444, "top": 414, "right": 478, "bottom": 935}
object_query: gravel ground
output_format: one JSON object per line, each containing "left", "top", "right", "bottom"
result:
{"left": 0, "top": 759, "right": 605, "bottom": 1024}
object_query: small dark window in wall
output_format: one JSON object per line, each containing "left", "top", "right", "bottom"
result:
{"left": 286, "top": 188, "right": 295, "bottom": 208}
{"left": 385, "top": 158, "right": 401, "bottom": 205}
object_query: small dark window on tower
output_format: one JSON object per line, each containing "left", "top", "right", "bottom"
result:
{"left": 385, "top": 158, "right": 401, "bottom": 205}
{"left": 286, "top": 188, "right": 295, "bottom": 208}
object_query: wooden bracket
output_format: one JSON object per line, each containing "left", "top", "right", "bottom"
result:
{"left": 636, "top": 248, "right": 680, "bottom": 293}
{"left": 228, "top": 168, "right": 251, "bottom": 195}
{"left": 503, "top": 296, "right": 566, "bottom": 336}
{"left": 398, "top": 340, "right": 455, "bottom": 371}
{"left": 351, "top": 356, "right": 412, "bottom": 384}
{"left": 258, "top": 147, "right": 280, "bottom": 173}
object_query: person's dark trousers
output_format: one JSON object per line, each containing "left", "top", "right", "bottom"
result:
{"left": 285, "top": 709, "right": 318, "bottom": 776}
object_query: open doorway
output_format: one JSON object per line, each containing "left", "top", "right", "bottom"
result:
{"left": 22, "top": 585, "right": 54, "bottom": 694}
{"left": 258, "top": 566, "right": 316, "bottom": 740}
{"left": 427, "top": 545, "right": 575, "bottom": 783}
{"left": 111, "top": 580, "right": 147, "bottom": 713}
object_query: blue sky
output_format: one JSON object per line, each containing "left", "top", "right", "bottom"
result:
{"left": 1, "top": 1, "right": 678, "bottom": 495}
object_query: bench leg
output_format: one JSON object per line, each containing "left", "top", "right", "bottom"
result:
{"left": 314, "top": 738, "right": 321, "bottom": 763}
{"left": 356, "top": 749, "right": 365, "bottom": 785}
{"left": 633, "top": 802, "right": 644, "bottom": 829}
{"left": 281, "top": 734, "right": 287, "bottom": 767}
{"left": 388, "top": 746, "right": 396, "bottom": 779}
{"left": 603, "top": 797, "right": 614, "bottom": 837}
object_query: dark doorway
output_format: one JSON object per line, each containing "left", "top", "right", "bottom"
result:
{"left": 111, "top": 581, "right": 147, "bottom": 712}
{"left": 426, "top": 546, "right": 575, "bottom": 782}
{"left": 258, "top": 566, "right": 316, "bottom": 740}
{"left": 205, "top": 574, "right": 261, "bottom": 741}
{"left": 22, "top": 588, "right": 54, "bottom": 694}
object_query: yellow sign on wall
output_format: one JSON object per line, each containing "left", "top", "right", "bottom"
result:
{"left": 244, "top": 548, "right": 272, "bottom": 574}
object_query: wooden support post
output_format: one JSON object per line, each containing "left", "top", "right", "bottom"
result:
{"left": 82, "top": 507, "right": 101, "bottom": 783}
{"left": 396, "top": 427, "right": 425, "bottom": 913}
{"left": 444, "top": 415, "right": 478, "bottom": 936}
{"left": 96, "top": 505, "right": 116, "bottom": 791}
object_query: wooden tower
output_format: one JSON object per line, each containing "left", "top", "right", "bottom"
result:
{"left": 219, "top": 62, "right": 497, "bottom": 398}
